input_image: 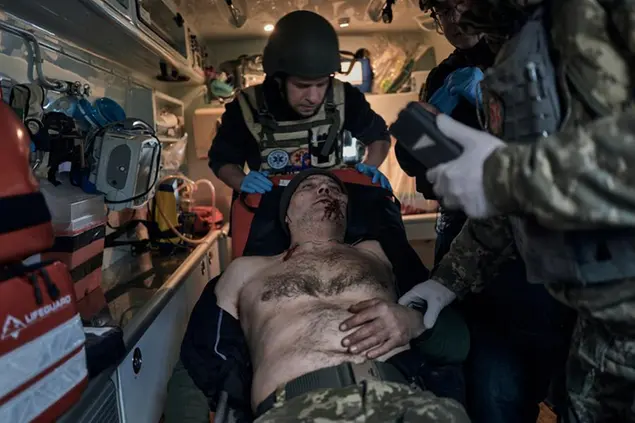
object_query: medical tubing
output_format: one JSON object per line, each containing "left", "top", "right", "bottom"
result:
{"left": 154, "top": 174, "right": 217, "bottom": 245}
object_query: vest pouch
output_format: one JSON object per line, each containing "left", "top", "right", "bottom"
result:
{"left": 480, "top": 12, "right": 561, "bottom": 142}
{"left": 309, "top": 122, "right": 343, "bottom": 169}
{"left": 511, "top": 217, "right": 635, "bottom": 285}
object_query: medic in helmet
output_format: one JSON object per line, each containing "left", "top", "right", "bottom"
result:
{"left": 208, "top": 10, "right": 393, "bottom": 195}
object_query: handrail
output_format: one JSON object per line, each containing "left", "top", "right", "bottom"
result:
{"left": 122, "top": 228, "right": 225, "bottom": 347}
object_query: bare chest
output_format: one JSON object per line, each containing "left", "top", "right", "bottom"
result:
{"left": 241, "top": 246, "right": 393, "bottom": 306}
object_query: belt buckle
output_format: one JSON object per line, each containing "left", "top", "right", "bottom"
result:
{"left": 349, "top": 362, "right": 380, "bottom": 384}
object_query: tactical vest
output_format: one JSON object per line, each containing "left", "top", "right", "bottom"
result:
{"left": 480, "top": 5, "right": 635, "bottom": 286}
{"left": 237, "top": 80, "right": 346, "bottom": 174}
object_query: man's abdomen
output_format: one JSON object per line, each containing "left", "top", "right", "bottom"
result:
{"left": 247, "top": 296, "right": 409, "bottom": 410}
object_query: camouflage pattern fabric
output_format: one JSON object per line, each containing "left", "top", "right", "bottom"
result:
{"left": 482, "top": 0, "right": 635, "bottom": 229}
{"left": 433, "top": 216, "right": 635, "bottom": 420}
{"left": 432, "top": 216, "right": 517, "bottom": 298}
{"left": 254, "top": 381, "right": 470, "bottom": 423}
{"left": 563, "top": 314, "right": 635, "bottom": 422}
{"left": 417, "top": 0, "right": 635, "bottom": 419}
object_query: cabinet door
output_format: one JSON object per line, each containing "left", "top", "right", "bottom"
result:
{"left": 207, "top": 239, "right": 222, "bottom": 281}
{"left": 183, "top": 240, "right": 222, "bottom": 316}
{"left": 116, "top": 280, "right": 189, "bottom": 423}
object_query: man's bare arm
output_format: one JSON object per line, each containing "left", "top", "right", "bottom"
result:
{"left": 214, "top": 256, "right": 268, "bottom": 318}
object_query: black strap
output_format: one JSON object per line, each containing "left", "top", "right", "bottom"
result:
{"left": 254, "top": 85, "right": 278, "bottom": 145}
{"left": 319, "top": 84, "right": 341, "bottom": 157}
{"left": 49, "top": 224, "right": 106, "bottom": 253}
{"left": 0, "top": 259, "right": 61, "bottom": 305}
{"left": 69, "top": 252, "right": 104, "bottom": 283}
{"left": 0, "top": 192, "right": 51, "bottom": 235}
{"left": 254, "top": 361, "right": 407, "bottom": 418}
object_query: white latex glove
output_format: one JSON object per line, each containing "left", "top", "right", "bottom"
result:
{"left": 426, "top": 114, "right": 505, "bottom": 219}
{"left": 398, "top": 279, "right": 457, "bottom": 330}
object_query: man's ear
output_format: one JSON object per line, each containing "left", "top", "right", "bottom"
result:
{"left": 285, "top": 215, "right": 291, "bottom": 225}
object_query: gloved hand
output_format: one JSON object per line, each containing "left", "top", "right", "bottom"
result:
{"left": 356, "top": 162, "right": 392, "bottom": 191}
{"left": 426, "top": 114, "right": 504, "bottom": 218}
{"left": 398, "top": 279, "right": 457, "bottom": 330}
{"left": 428, "top": 84, "right": 460, "bottom": 116}
{"left": 447, "top": 67, "right": 484, "bottom": 107}
{"left": 239, "top": 170, "right": 273, "bottom": 194}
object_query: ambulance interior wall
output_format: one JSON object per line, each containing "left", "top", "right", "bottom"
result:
{"left": 184, "top": 30, "right": 454, "bottom": 220}
{"left": 0, "top": 11, "right": 177, "bottom": 269}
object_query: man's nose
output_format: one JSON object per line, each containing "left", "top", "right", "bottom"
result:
{"left": 306, "top": 86, "right": 322, "bottom": 104}
{"left": 317, "top": 184, "right": 331, "bottom": 195}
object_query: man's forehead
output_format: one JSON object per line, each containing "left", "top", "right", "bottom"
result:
{"left": 298, "top": 174, "right": 340, "bottom": 186}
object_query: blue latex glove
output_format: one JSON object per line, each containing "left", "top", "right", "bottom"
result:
{"left": 428, "top": 84, "right": 460, "bottom": 116}
{"left": 447, "top": 67, "right": 484, "bottom": 107}
{"left": 356, "top": 163, "right": 392, "bottom": 191}
{"left": 240, "top": 170, "right": 273, "bottom": 194}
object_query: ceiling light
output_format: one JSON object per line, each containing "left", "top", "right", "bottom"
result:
{"left": 264, "top": 24, "right": 274, "bottom": 32}
{"left": 338, "top": 17, "right": 350, "bottom": 28}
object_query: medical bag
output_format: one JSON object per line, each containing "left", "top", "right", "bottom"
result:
{"left": 0, "top": 101, "right": 87, "bottom": 422}
{"left": 0, "top": 261, "right": 88, "bottom": 423}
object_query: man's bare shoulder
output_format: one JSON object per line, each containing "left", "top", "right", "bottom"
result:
{"left": 217, "top": 255, "right": 276, "bottom": 289}
{"left": 354, "top": 240, "right": 392, "bottom": 269}
{"left": 214, "top": 255, "right": 278, "bottom": 317}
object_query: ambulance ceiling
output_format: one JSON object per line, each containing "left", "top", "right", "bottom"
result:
{"left": 175, "top": 0, "right": 431, "bottom": 40}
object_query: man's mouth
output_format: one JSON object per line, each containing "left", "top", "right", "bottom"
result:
{"left": 299, "top": 105, "right": 316, "bottom": 113}
{"left": 321, "top": 198, "right": 345, "bottom": 221}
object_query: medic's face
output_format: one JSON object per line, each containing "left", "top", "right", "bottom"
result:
{"left": 285, "top": 174, "right": 348, "bottom": 228}
{"left": 435, "top": 0, "right": 483, "bottom": 49}
{"left": 285, "top": 76, "right": 330, "bottom": 117}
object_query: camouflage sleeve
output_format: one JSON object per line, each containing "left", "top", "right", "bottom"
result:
{"left": 432, "top": 216, "right": 516, "bottom": 298}
{"left": 482, "top": 0, "right": 635, "bottom": 230}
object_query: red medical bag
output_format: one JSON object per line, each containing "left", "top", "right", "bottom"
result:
{"left": 0, "top": 261, "right": 87, "bottom": 422}
{"left": 0, "top": 101, "right": 87, "bottom": 422}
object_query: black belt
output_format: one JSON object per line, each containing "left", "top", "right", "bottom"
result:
{"left": 255, "top": 361, "right": 408, "bottom": 418}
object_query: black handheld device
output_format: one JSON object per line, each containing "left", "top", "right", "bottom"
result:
{"left": 390, "top": 102, "right": 463, "bottom": 169}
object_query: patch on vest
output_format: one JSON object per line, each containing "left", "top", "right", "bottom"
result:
{"left": 266, "top": 149, "right": 290, "bottom": 170}
{"left": 487, "top": 95, "right": 504, "bottom": 137}
{"left": 290, "top": 148, "right": 311, "bottom": 170}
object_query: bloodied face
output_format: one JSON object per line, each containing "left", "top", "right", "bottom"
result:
{"left": 285, "top": 174, "right": 348, "bottom": 230}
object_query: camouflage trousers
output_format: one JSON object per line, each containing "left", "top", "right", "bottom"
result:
{"left": 254, "top": 380, "right": 470, "bottom": 423}
{"left": 565, "top": 315, "right": 635, "bottom": 423}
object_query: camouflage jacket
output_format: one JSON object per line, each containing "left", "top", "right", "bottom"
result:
{"left": 484, "top": 0, "right": 635, "bottom": 230}
{"left": 434, "top": 0, "right": 635, "bottom": 295}
{"left": 432, "top": 216, "right": 515, "bottom": 297}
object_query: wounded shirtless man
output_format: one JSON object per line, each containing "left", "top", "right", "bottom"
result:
{"left": 215, "top": 168, "right": 469, "bottom": 422}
